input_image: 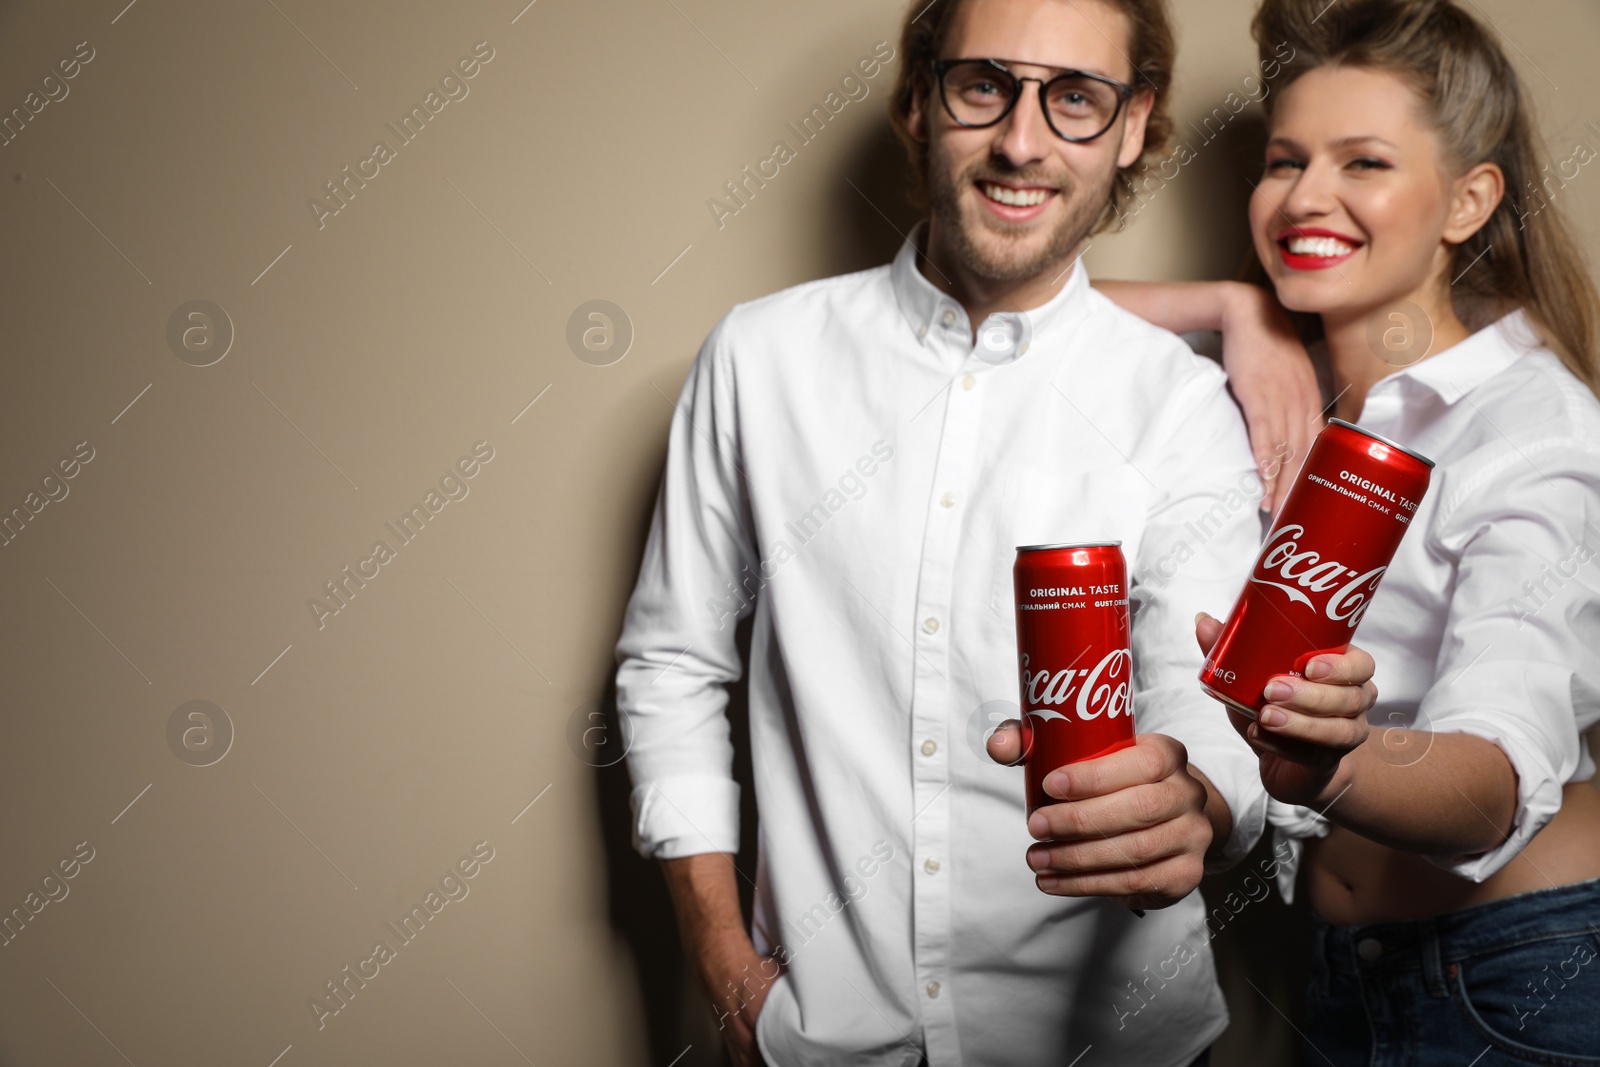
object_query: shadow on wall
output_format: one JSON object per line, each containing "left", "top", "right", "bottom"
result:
{"left": 824, "top": 114, "right": 923, "bottom": 278}
{"left": 1137, "top": 108, "right": 1269, "bottom": 282}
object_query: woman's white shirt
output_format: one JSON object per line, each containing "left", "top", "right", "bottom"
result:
{"left": 1270, "top": 310, "right": 1600, "bottom": 898}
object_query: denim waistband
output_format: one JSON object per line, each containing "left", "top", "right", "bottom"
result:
{"left": 1314, "top": 877, "right": 1600, "bottom": 984}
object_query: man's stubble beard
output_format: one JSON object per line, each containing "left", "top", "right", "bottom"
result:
{"left": 927, "top": 154, "right": 1117, "bottom": 284}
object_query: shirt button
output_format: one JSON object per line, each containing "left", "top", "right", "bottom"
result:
{"left": 942, "top": 308, "right": 957, "bottom": 326}
{"left": 921, "top": 739, "right": 938, "bottom": 756}
{"left": 924, "top": 857, "right": 941, "bottom": 874}
{"left": 1019, "top": 341, "right": 1029, "bottom": 355}
{"left": 922, "top": 617, "right": 940, "bottom": 634}
{"left": 939, "top": 491, "right": 956, "bottom": 508}
{"left": 926, "top": 980, "right": 941, "bottom": 998}
{"left": 1357, "top": 938, "right": 1383, "bottom": 961}
{"left": 961, "top": 374, "right": 976, "bottom": 391}
{"left": 917, "top": 325, "right": 928, "bottom": 339}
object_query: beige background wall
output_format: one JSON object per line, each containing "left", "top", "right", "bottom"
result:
{"left": 0, "top": 1, "right": 1595, "bottom": 1064}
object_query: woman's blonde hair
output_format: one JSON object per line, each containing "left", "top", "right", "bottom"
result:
{"left": 1253, "top": 0, "right": 1599, "bottom": 391}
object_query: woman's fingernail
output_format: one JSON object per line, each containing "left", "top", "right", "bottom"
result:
{"left": 1305, "top": 659, "right": 1331, "bottom": 680}
{"left": 1264, "top": 679, "right": 1293, "bottom": 701}
{"left": 1195, "top": 611, "right": 1210, "bottom": 626}
{"left": 1261, "top": 707, "right": 1289, "bottom": 728}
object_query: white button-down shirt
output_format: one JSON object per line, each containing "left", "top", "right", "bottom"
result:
{"left": 1269, "top": 311, "right": 1600, "bottom": 895}
{"left": 614, "top": 234, "right": 1268, "bottom": 1067}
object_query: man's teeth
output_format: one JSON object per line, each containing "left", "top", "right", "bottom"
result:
{"left": 1286, "top": 235, "right": 1356, "bottom": 257}
{"left": 981, "top": 182, "right": 1051, "bottom": 207}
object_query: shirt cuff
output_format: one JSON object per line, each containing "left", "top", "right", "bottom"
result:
{"left": 1420, "top": 721, "right": 1563, "bottom": 882}
{"left": 630, "top": 775, "right": 741, "bottom": 859}
{"left": 1184, "top": 739, "right": 1269, "bottom": 872}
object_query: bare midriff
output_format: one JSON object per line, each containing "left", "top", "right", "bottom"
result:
{"left": 1306, "top": 781, "right": 1600, "bottom": 925}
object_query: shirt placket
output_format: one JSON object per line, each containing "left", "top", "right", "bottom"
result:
{"left": 910, "top": 309, "right": 983, "bottom": 1060}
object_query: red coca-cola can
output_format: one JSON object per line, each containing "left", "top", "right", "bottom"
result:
{"left": 1014, "top": 541, "right": 1136, "bottom": 815}
{"left": 1199, "top": 418, "right": 1434, "bottom": 718}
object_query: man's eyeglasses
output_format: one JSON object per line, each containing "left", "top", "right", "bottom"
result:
{"left": 931, "top": 58, "right": 1136, "bottom": 143}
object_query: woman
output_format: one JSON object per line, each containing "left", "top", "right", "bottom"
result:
{"left": 1101, "top": 0, "right": 1600, "bottom": 1062}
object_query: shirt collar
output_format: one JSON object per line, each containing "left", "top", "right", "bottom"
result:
{"left": 889, "top": 221, "right": 1091, "bottom": 364}
{"left": 1368, "top": 308, "right": 1536, "bottom": 405}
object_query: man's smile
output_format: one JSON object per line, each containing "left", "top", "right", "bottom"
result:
{"left": 975, "top": 179, "right": 1059, "bottom": 221}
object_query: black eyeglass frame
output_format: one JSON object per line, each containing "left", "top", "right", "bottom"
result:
{"left": 930, "top": 57, "right": 1138, "bottom": 143}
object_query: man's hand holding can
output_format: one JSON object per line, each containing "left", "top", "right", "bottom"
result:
{"left": 987, "top": 727, "right": 1218, "bottom": 912}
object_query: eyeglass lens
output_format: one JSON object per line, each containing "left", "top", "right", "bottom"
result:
{"left": 941, "top": 63, "right": 1121, "bottom": 139}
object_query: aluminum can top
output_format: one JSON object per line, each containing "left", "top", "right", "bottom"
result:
{"left": 1327, "top": 418, "right": 1435, "bottom": 469}
{"left": 1017, "top": 540, "right": 1122, "bottom": 554}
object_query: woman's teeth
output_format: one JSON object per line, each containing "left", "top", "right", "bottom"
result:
{"left": 980, "top": 182, "right": 1051, "bottom": 207}
{"left": 1286, "top": 235, "right": 1357, "bottom": 257}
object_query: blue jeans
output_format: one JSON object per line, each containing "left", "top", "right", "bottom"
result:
{"left": 1306, "top": 877, "right": 1600, "bottom": 1066}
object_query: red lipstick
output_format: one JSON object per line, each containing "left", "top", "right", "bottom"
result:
{"left": 1275, "top": 226, "right": 1363, "bottom": 271}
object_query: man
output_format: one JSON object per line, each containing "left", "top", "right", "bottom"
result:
{"left": 614, "top": 0, "right": 1372, "bottom": 1063}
